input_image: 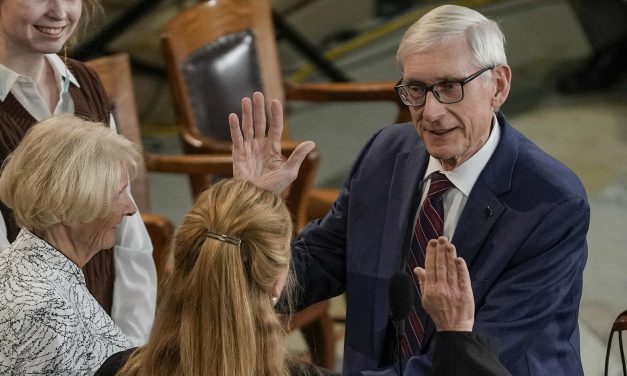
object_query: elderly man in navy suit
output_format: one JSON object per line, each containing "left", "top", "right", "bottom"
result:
{"left": 230, "top": 5, "right": 589, "bottom": 375}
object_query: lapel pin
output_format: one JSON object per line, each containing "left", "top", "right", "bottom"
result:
{"left": 484, "top": 206, "right": 493, "bottom": 220}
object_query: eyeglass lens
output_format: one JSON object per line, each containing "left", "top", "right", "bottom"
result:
{"left": 397, "top": 66, "right": 494, "bottom": 106}
{"left": 399, "top": 82, "right": 463, "bottom": 106}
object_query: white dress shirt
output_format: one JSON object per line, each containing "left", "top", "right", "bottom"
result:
{"left": 0, "top": 54, "right": 156, "bottom": 345}
{"left": 419, "top": 114, "right": 501, "bottom": 240}
{"left": 0, "top": 229, "right": 132, "bottom": 374}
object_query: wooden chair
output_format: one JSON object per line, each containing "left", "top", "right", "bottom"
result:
{"left": 160, "top": 0, "right": 411, "bottom": 230}
{"left": 605, "top": 310, "right": 627, "bottom": 376}
{"left": 86, "top": 53, "right": 335, "bottom": 368}
{"left": 86, "top": 53, "right": 235, "bottom": 281}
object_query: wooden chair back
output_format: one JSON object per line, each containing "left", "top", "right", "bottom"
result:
{"left": 85, "top": 53, "right": 151, "bottom": 213}
{"left": 161, "top": 0, "right": 286, "bottom": 155}
{"left": 86, "top": 53, "right": 173, "bottom": 280}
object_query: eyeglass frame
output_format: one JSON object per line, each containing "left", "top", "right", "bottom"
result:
{"left": 395, "top": 66, "right": 495, "bottom": 107}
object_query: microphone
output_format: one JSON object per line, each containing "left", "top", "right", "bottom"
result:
{"left": 389, "top": 271, "right": 413, "bottom": 374}
{"left": 389, "top": 271, "right": 413, "bottom": 334}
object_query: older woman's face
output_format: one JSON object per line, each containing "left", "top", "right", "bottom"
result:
{"left": 0, "top": 0, "right": 82, "bottom": 55}
{"left": 72, "top": 173, "right": 136, "bottom": 252}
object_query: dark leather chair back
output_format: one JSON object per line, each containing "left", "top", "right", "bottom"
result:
{"left": 161, "top": 0, "right": 286, "bottom": 156}
{"left": 182, "top": 30, "right": 263, "bottom": 142}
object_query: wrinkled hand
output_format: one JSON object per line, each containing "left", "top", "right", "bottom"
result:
{"left": 229, "top": 91, "right": 316, "bottom": 193}
{"left": 414, "top": 236, "right": 474, "bottom": 332}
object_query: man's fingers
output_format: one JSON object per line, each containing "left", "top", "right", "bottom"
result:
{"left": 456, "top": 257, "right": 472, "bottom": 296}
{"left": 414, "top": 266, "right": 426, "bottom": 296}
{"left": 285, "top": 141, "right": 316, "bottom": 173}
{"left": 424, "top": 239, "right": 437, "bottom": 284}
{"left": 241, "top": 97, "right": 254, "bottom": 140}
{"left": 268, "top": 99, "right": 284, "bottom": 148}
{"left": 445, "top": 242, "right": 458, "bottom": 286}
{"left": 252, "top": 91, "right": 266, "bottom": 138}
{"left": 228, "top": 113, "right": 243, "bottom": 150}
{"left": 434, "top": 237, "right": 448, "bottom": 283}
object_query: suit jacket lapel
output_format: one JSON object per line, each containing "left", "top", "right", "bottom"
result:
{"left": 422, "top": 113, "right": 518, "bottom": 348}
{"left": 372, "top": 143, "right": 429, "bottom": 363}
{"left": 453, "top": 113, "right": 518, "bottom": 266}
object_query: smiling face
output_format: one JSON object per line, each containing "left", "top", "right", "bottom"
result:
{"left": 402, "top": 37, "right": 510, "bottom": 171}
{"left": 0, "top": 0, "right": 82, "bottom": 56}
{"left": 70, "top": 172, "right": 136, "bottom": 255}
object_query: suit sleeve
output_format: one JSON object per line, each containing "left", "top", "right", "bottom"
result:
{"left": 291, "top": 128, "right": 386, "bottom": 310}
{"left": 433, "top": 332, "right": 512, "bottom": 376}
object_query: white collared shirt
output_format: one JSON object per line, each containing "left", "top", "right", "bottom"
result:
{"left": 0, "top": 54, "right": 117, "bottom": 131}
{"left": 0, "top": 54, "right": 154, "bottom": 346}
{"left": 0, "top": 229, "right": 132, "bottom": 374}
{"left": 419, "top": 113, "right": 501, "bottom": 240}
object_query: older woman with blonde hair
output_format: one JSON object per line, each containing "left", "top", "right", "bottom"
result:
{"left": 97, "top": 179, "right": 331, "bottom": 376}
{"left": 0, "top": 0, "right": 156, "bottom": 344}
{"left": 0, "top": 115, "right": 139, "bottom": 373}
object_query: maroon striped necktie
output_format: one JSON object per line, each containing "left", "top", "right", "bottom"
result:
{"left": 402, "top": 172, "right": 453, "bottom": 358}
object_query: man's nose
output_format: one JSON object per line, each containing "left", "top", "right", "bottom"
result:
{"left": 421, "top": 91, "right": 446, "bottom": 121}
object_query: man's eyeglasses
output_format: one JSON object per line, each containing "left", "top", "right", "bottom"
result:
{"left": 395, "top": 66, "right": 495, "bottom": 107}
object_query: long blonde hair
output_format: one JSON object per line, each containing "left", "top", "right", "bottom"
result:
{"left": 118, "top": 179, "right": 293, "bottom": 376}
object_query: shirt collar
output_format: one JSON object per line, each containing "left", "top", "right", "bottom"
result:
{"left": 0, "top": 54, "right": 80, "bottom": 101}
{"left": 0, "top": 64, "right": 19, "bottom": 101}
{"left": 46, "top": 53, "right": 80, "bottom": 90}
{"left": 424, "top": 113, "right": 501, "bottom": 196}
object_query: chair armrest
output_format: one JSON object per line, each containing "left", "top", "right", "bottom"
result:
{"left": 284, "top": 80, "right": 411, "bottom": 123}
{"left": 285, "top": 79, "right": 397, "bottom": 101}
{"left": 144, "top": 152, "right": 234, "bottom": 176}
{"left": 286, "top": 300, "right": 331, "bottom": 330}
{"left": 144, "top": 141, "right": 303, "bottom": 176}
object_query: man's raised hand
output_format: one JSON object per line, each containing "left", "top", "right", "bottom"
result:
{"left": 229, "top": 91, "right": 315, "bottom": 193}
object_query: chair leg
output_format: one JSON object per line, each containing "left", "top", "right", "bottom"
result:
{"left": 300, "top": 311, "right": 336, "bottom": 370}
{"left": 606, "top": 330, "right": 615, "bottom": 376}
{"left": 620, "top": 331, "right": 626, "bottom": 376}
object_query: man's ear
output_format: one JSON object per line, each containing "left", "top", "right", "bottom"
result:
{"left": 491, "top": 64, "right": 512, "bottom": 110}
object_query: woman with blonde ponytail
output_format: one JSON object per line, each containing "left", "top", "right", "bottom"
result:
{"left": 97, "top": 179, "right": 331, "bottom": 376}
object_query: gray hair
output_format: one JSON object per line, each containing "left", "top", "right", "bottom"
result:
{"left": 0, "top": 115, "right": 142, "bottom": 232}
{"left": 396, "top": 5, "right": 507, "bottom": 69}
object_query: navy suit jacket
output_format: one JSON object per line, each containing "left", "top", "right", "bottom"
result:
{"left": 293, "top": 113, "right": 589, "bottom": 375}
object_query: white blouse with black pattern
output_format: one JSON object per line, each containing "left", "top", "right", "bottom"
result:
{"left": 0, "top": 229, "right": 131, "bottom": 375}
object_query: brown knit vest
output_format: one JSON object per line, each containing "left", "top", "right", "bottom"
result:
{"left": 0, "top": 58, "right": 116, "bottom": 314}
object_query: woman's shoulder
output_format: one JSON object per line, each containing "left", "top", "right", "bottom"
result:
{"left": 0, "top": 245, "right": 59, "bottom": 308}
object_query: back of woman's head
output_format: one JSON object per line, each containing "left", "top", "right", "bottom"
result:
{"left": 120, "top": 179, "right": 293, "bottom": 376}
{"left": 173, "top": 178, "right": 293, "bottom": 305}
